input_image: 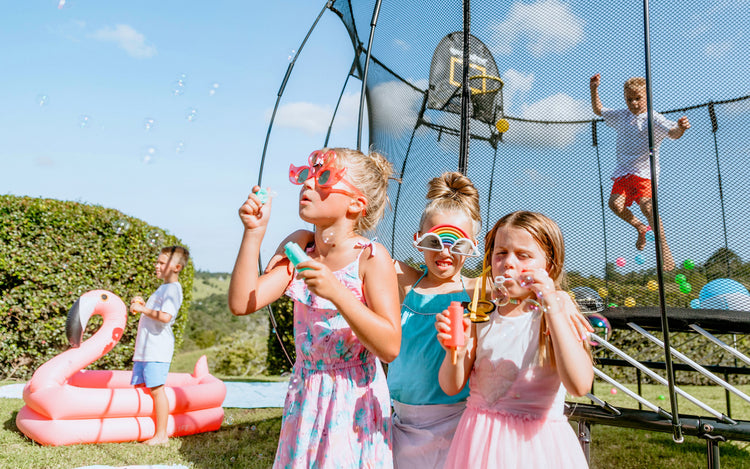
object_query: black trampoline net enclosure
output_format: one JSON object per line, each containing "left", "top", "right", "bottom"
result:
{"left": 300, "top": 0, "right": 750, "bottom": 321}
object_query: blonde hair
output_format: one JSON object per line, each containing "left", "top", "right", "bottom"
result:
{"left": 484, "top": 211, "right": 570, "bottom": 366}
{"left": 328, "top": 147, "right": 394, "bottom": 233}
{"left": 624, "top": 77, "right": 646, "bottom": 92}
{"left": 420, "top": 172, "right": 481, "bottom": 236}
{"left": 161, "top": 245, "right": 190, "bottom": 268}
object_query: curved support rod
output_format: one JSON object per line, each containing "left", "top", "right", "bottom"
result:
{"left": 257, "top": 1, "right": 332, "bottom": 186}
{"left": 356, "top": 0, "right": 383, "bottom": 151}
{"left": 325, "top": 59, "right": 356, "bottom": 147}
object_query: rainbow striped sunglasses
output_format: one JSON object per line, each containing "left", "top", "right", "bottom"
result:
{"left": 413, "top": 224, "right": 480, "bottom": 257}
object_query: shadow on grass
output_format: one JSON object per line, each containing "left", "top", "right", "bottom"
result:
{"left": 178, "top": 408, "right": 283, "bottom": 469}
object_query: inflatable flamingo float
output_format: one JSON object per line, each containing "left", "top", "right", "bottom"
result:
{"left": 16, "top": 290, "right": 226, "bottom": 446}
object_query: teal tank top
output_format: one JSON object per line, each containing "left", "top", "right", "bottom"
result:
{"left": 387, "top": 271, "right": 471, "bottom": 405}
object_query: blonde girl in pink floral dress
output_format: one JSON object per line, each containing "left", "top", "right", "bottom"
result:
{"left": 436, "top": 211, "right": 593, "bottom": 469}
{"left": 228, "top": 148, "right": 400, "bottom": 468}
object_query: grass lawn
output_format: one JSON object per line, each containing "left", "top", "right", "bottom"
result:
{"left": 3, "top": 379, "right": 750, "bottom": 468}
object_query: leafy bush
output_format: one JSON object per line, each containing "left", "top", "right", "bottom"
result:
{"left": 0, "top": 195, "right": 193, "bottom": 379}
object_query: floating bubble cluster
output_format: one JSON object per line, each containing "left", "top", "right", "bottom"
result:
{"left": 37, "top": 94, "right": 49, "bottom": 107}
{"left": 142, "top": 147, "right": 157, "bottom": 164}
{"left": 186, "top": 108, "right": 198, "bottom": 122}
{"left": 175, "top": 141, "right": 185, "bottom": 154}
{"left": 173, "top": 74, "right": 187, "bottom": 96}
{"left": 209, "top": 82, "right": 220, "bottom": 96}
{"left": 143, "top": 118, "right": 155, "bottom": 131}
{"left": 79, "top": 115, "right": 91, "bottom": 128}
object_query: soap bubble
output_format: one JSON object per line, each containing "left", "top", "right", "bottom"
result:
{"left": 675, "top": 274, "right": 687, "bottom": 284}
{"left": 635, "top": 254, "right": 645, "bottom": 265}
{"left": 493, "top": 276, "right": 510, "bottom": 307}
{"left": 647, "top": 280, "right": 659, "bottom": 291}
{"left": 518, "top": 272, "right": 535, "bottom": 288}
{"left": 615, "top": 257, "right": 626, "bottom": 267}
{"left": 79, "top": 115, "right": 91, "bottom": 128}
{"left": 225, "top": 416, "right": 234, "bottom": 425}
{"left": 143, "top": 118, "right": 155, "bottom": 131}
{"left": 679, "top": 282, "right": 692, "bottom": 294}
{"left": 586, "top": 313, "right": 611, "bottom": 346}
{"left": 37, "top": 94, "right": 49, "bottom": 107}
{"left": 186, "top": 108, "right": 198, "bottom": 122}
{"left": 288, "top": 375, "right": 301, "bottom": 391}
{"left": 175, "top": 141, "right": 185, "bottom": 154}
{"left": 208, "top": 82, "right": 220, "bottom": 96}
{"left": 173, "top": 74, "right": 187, "bottom": 96}
{"left": 683, "top": 259, "right": 695, "bottom": 270}
{"left": 288, "top": 49, "right": 296, "bottom": 61}
{"left": 112, "top": 219, "right": 131, "bottom": 235}
{"left": 520, "top": 298, "right": 541, "bottom": 314}
{"left": 147, "top": 229, "right": 164, "bottom": 247}
{"left": 141, "top": 146, "right": 157, "bottom": 164}
{"left": 624, "top": 297, "right": 636, "bottom": 307}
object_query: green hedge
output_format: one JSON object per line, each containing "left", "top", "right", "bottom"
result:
{"left": 0, "top": 195, "right": 193, "bottom": 380}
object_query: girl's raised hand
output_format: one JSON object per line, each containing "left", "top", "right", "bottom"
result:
{"left": 239, "top": 185, "right": 271, "bottom": 231}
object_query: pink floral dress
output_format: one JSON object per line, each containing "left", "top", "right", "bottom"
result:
{"left": 273, "top": 247, "right": 393, "bottom": 469}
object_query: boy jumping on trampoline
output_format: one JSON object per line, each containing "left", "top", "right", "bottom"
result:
{"left": 590, "top": 73, "right": 690, "bottom": 271}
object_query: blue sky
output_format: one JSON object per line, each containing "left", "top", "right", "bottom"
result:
{"left": 2, "top": 1, "right": 750, "bottom": 273}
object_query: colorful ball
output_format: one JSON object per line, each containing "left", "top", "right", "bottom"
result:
{"left": 624, "top": 297, "right": 636, "bottom": 307}
{"left": 608, "top": 302, "right": 618, "bottom": 308}
{"left": 657, "top": 394, "right": 665, "bottom": 400}
{"left": 598, "top": 287, "right": 609, "bottom": 298}
{"left": 690, "top": 299, "right": 700, "bottom": 309}
{"left": 675, "top": 274, "right": 687, "bottom": 284}
{"left": 616, "top": 257, "right": 627, "bottom": 267}
{"left": 610, "top": 388, "right": 618, "bottom": 395}
{"left": 680, "top": 282, "right": 693, "bottom": 294}
{"left": 645, "top": 230, "right": 655, "bottom": 242}
{"left": 647, "top": 280, "right": 659, "bottom": 291}
{"left": 683, "top": 259, "right": 695, "bottom": 270}
{"left": 635, "top": 254, "right": 645, "bottom": 265}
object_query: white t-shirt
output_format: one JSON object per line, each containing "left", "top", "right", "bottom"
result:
{"left": 133, "top": 282, "right": 183, "bottom": 362}
{"left": 601, "top": 107, "right": 677, "bottom": 181}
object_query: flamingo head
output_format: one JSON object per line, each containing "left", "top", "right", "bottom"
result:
{"left": 66, "top": 290, "right": 123, "bottom": 348}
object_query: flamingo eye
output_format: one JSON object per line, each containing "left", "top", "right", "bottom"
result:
{"left": 101, "top": 294, "right": 108, "bottom": 300}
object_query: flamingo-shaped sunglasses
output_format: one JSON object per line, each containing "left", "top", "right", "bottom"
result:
{"left": 289, "top": 150, "right": 365, "bottom": 199}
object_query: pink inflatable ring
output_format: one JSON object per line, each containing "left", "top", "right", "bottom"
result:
{"left": 16, "top": 289, "right": 226, "bottom": 446}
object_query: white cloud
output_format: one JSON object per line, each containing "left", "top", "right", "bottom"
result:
{"left": 271, "top": 93, "right": 360, "bottom": 135}
{"left": 369, "top": 80, "right": 425, "bottom": 136}
{"left": 393, "top": 38, "right": 411, "bottom": 51}
{"left": 34, "top": 156, "right": 55, "bottom": 167}
{"left": 489, "top": 0, "right": 584, "bottom": 57}
{"left": 501, "top": 69, "right": 535, "bottom": 112}
{"left": 90, "top": 24, "right": 156, "bottom": 59}
{"left": 504, "top": 93, "right": 590, "bottom": 147}
{"left": 704, "top": 41, "right": 733, "bottom": 59}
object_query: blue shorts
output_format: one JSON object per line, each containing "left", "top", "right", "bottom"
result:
{"left": 131, "top": 361, "right": 170, "bottom": 388}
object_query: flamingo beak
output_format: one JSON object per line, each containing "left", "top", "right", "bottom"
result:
{"left": 65, "top": 294, "right": 96, "bottom": 348}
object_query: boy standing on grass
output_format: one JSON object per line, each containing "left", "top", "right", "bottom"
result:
{"left": 129, "top": 245, "right": 189, "bottom": 445}
{"left": 590, "top": 73, "right": 690, "bottom": 271}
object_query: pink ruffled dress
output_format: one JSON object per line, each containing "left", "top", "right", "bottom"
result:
{"left": 443, "top": 310, "right": 588, "bottom": 469}
{"left": 273, "top": 245, "right": 393, "bottom": 469}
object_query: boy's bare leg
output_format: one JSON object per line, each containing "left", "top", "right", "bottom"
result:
{"left": 608, "top": 193, "right": 650, "bottom": 250}
{"left": 637, "top": 197, "right": 675, "bottom": 271}
{"left": 144, "top": 385, "right": 169, "bottom": 445}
